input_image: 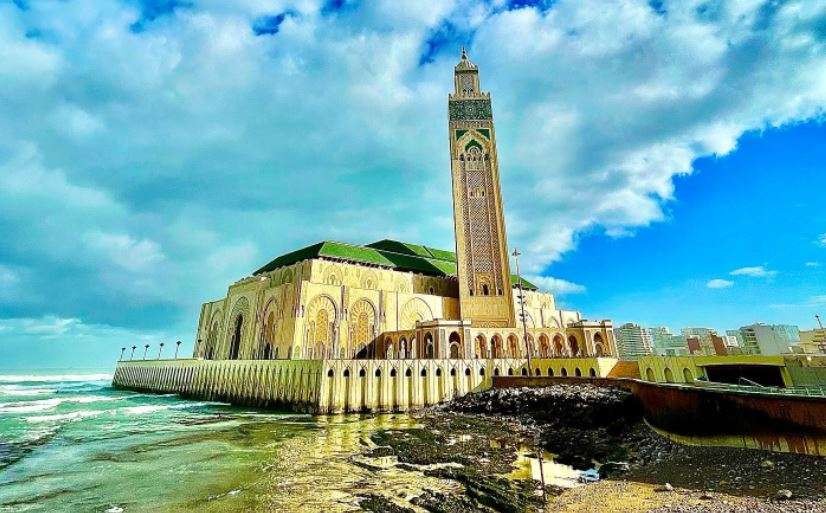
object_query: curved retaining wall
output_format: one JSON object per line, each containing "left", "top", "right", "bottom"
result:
{"left": 113, "top": 357, "right": 615, "bottom": 413}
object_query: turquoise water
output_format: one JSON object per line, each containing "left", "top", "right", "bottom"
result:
{"left": 0, "top": 373, "right": 449, "bottom": 513}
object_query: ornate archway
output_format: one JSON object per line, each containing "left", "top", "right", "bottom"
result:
{"left": 225, "top": 297, "right": 250, "bottom": 360}
{"left": 539, "top": 334, "right": 550, "bottom": 358}
{"left": 305, "top": 295, "right": 337, "bottom": 359}
{"left": 475, "top": 334, "right": 488, "bottom": 358}
{"left": 568, "top": 335, "right": 580, "bottom": 357}
{"left": 349, "top": 298, "right": 376, "bottom": 358}
{"left": 553, "top": 334, "right": 565, "bottom": 356}
{"left": 491, "top": 334, "right": 503, "bottom": 358}
{"left": 593, "top": 333, "right": 605, "bottom": 357}
{"left": 260, "top": 300, "right": 278, "bottom": 360}
{"left": 507, "top": 334, "right": 519, "bottom": 358}
{"left": 448, "top": 331, "right": 462, "bottom": 359}
{"left": 400, "top": 298, "right": 433, "bottom": 330}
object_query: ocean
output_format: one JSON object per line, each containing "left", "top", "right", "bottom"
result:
{"left": 0, "top": 373, "right": 451, "bottom": 512}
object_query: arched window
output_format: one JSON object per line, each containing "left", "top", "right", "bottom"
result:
{"left": 683, "top": 368, "right": 693, "bottom": 383}
{"left": 645, "top": 368, "right": 655, "bottom": 381}
{"left": 664, "top": 368, "right": 675, "bottom": 383}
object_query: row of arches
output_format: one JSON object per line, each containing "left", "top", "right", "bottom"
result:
{"left": 644, "top": 366, "right": 695, "bottom": 383}
{"left": 381, "top": 331, "right": 607, "bottom": 360}
{"left": 327, "top": 365, "right": 598, "bottom": 379}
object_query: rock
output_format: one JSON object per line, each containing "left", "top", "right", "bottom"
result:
{"left": 699, "top": 492, "right": 714, "bottom": 500}
{"left": 598, "top": 461, "right": 629, "bottom": 478}
{"left": 775, "top": 489, "right": 793, "bottom": 501}
{"left": 656, "top": 483, "right": 674, "bottom": 492}
{"left": 760, "top": 459, "right": 775, "bottom": 469}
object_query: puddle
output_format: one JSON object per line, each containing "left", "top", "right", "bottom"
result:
{"left": 507, "top": 445, "right": 590, "bottom": 488}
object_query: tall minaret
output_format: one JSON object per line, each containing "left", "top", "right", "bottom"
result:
{"left": 448, "top": 49, "right": 515, "bottom": 328}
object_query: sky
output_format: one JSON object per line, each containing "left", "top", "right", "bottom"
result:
{"left": 0, "top": 0, "right": 825, "bottom": 371}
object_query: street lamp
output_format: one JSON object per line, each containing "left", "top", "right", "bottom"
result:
{"left": 511, "top": 248, "right": 532, "bottom": 372}
{"left": 512, "top": 247, "right": 547, "bottom": 503}
{"left": 119, "top": 347, "right": 126, "bottom": 361}
{"left": 175, "top": 340, "right": 182, "bottom": 359}
{"left": 130, "top": 345, "right": 136, "bottom": 360}
{"left": 143, "top": 344, "right": 150, "bottom": 359}
{"left": 158, "top": 342, "right": 165, "bottom": 360}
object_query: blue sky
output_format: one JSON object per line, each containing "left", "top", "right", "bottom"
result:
{"left": 1, "top": 0, "right": 825, "bottom": 371}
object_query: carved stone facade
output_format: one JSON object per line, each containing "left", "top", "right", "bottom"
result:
{"left": 449, "top": 50, "right": 515, "bottom": 328}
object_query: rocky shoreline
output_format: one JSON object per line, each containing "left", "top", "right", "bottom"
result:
{"left": 356, "top": 385, "right": 826, "bottom": 513}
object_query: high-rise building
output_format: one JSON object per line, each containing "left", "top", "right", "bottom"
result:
{"left": 614, "top": 323, "right": 654, "bottom": 360}
{"left": 681, "top": 328, "right": 718, "bottom": 355}
{"left": 649, "top": 327, "right": 688, "bottom": 356}
{"left": 797, "top": 329, "right": 826, "bottom": 354}
{"left": 736, "top": 323, "right": 800, "bottom": 355}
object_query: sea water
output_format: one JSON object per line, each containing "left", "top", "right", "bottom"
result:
{"left": 0, "top": 373, "right": 452, "bottom": 512}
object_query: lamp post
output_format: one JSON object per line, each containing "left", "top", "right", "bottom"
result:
{"left": 143, "top": 344, "right": 150, "bottom": 359}
{"left": 130, "top": 345, "right": 136, "bottom": 360}
{"left": 175, "top": 340, "right": 182, "bottom": 359}
{"left": 511, "top": 248, "right": 532, "bottom": 372}
{"left": 158, "top": 342, "right": 164, "bottom": 360}
{"left": 119, "top": 347, "right": 126, "bottom": 361}
{"left": 513, "top": 252, "right": 546, "bottom": 503}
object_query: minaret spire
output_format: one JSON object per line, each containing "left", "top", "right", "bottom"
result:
{"left": 447, "top": 52, "right": 515, "bottom": 328}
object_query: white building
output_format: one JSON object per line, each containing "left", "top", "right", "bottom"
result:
{"left": 797, "top": 329, "right": 826, "bottom": 354}
{"left": 736, "top": 323, "right": 800, "bottom": 355}
{"left": 614, "top": 323, "right": 654, "bottom": 360}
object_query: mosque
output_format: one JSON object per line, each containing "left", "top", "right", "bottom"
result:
{"left": 113, "top": 51, "right": 618, "bottom": 412}
{"left": 192, "top": 50, "right": 616, "bottom": 367}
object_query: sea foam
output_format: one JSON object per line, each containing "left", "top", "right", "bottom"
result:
{"left": 0, "top": 373, "right": 112, "bottom": 383}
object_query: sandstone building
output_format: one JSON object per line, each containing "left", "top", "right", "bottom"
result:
{"left": 191, "top": 50, "right": 616, "bottom": 367}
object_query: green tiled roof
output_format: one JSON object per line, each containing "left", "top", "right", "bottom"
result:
{"left": 253, "top": 239, "right": 538, "bottom": 291}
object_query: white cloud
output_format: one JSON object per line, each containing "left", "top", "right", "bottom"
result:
{"left": 528, "top": 275, "right": 586, "bottom": 295}
{"left": 706, "top": 278, "right": 734, "bottom": 289}
{"left": 83, "top": 231, "right": 166, "bottom": 272}
{"left": 730, "top": 266, "right": 778, "bottom": 278}
{"left": 818, "top": 233, "right": 826, "bottom": 247}
{"left": 805, "top": 261, "right": 821, "bottom": 268}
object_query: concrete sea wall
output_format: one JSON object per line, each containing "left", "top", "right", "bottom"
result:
{"left": 113, "top": 357, "right": 617, "bottom": 413}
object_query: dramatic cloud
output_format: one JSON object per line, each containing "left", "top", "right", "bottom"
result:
{"left": 730, "top": 266, "right": 778, "bottom": 278}
{"left": 1, "top": 0, "right": 825, "bottom": 349}
{"left": 527, "top": 275, "right": 586, "bottom": 296}
{"left": 706, "top": 279, "right": 734, "bottom": 289}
